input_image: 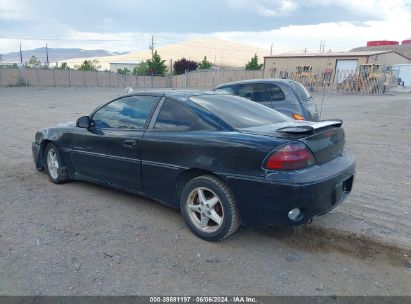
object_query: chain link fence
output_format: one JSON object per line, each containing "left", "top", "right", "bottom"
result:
{"left": 287, "top": 68, "right": 398, "bottom": 95}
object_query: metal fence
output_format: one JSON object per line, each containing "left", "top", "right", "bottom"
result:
{"left": 0, "top": 67, "right": 398, "bottom": 94}
{"left": 288, "top": 69, "right": 398, "bottom": 95}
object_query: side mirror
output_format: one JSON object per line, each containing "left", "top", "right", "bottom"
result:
{"left": 76, "top": 116, "right": 90, "bottom": 128}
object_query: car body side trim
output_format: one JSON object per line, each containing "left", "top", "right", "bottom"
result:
{"left": 61, "top": 148, "right": 141, "bottom": 163}
{"left": 142, "top": 160, "right": 188, "bottom": 171}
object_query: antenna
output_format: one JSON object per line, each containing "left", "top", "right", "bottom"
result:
{"left": 319, "top": 56, "right": 331, "bottom": 119}
{"left": 319, "top": 40, "right": 326, "bottom": 53}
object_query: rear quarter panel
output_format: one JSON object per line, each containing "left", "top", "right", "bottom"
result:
{"left": 141, "top": 130, "right": 287, "bottom": 207}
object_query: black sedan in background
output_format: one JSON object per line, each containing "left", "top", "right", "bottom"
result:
{"left": 32, "top": 91, "right": 355, "bottom": 241}
{"left": 214, "top": 79, "right": 320, "bottom": 121}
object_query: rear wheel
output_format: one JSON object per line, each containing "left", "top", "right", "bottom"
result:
{"left": 180, "top": 175, "right": 240, "bottom": 241}
{"left": 45, "top": 143, "right": 69, "bottom": 184}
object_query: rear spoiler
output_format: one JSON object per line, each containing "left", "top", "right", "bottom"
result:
{"left": 276, "top": 120, "right": 343, "bottom": 135}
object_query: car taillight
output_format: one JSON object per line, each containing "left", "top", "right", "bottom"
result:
{"left": 264, "top": 142, "right": 316, "bottom": 170}
{"left": 292, "top": 113, "right": 305, "bottom": 121}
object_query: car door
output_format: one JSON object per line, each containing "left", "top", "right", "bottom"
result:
{"left": 69, "top": 95, "right": 160, "bottom": 192}
{"left": 266, "top": 83, "right": 303, "bottom": 118}
{"left": 142, "top": 98, "right": 215, "bottom": 207}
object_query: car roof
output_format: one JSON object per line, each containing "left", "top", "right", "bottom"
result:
{"left": 120, "top": 89, "right": 216, "bottom": 100}
{"left": 214, "top": 78, "right": 294, "bottom": 89}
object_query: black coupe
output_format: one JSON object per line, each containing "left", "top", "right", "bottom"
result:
{"left": 32, "top": 90, "right": 355, "bottom": 241}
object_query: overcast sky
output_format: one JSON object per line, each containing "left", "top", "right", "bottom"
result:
{"left": 1, "top": 0, "right": 410, "bottom": 54}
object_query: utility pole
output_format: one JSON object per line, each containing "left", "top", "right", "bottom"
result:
{"left": 149, "top": 35, "right": 155, "bottom": 57}
{"left": 19, "top": 42, "right": 23, "bottom": 64}
{"left": 45, "top": 43, "right": 49, "bottom": 66}
{"left": 270, "top": 43, "right": 273, "bottom": 56}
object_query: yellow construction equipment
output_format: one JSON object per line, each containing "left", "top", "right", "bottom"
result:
{"left": 340, "top": 64, "right": 392, "bottom": 94}
{"left": 356, "top": 64, "right": 392, "bottom": 93}
{"left": 291, "top": 65, "right": 316, "bottom": 88}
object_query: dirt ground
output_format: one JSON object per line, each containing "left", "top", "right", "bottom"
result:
{"left": 0, "top": 87, "right": 410, "bottom": 295}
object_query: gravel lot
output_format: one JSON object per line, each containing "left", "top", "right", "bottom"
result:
{"left": 0, "top": 87, "right": 410, "bottom": 295}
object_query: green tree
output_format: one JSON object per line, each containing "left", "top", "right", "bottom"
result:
{"left": 198, "top": 56, "right": 212, "bottom": 70}
{"left": 75, "top": 59, "right": 101, "bottom": 71}
{"left": 117, "top": 67, "right": 131, "bottom": 74}
{"left": 27, "top": 55, "right": 41, "bottom": 67}
{"left": 132, "top": 61, "right": 149, "bottom": 76}
{"left": 245, "top": 54, "right": 263, "bottom": 71}
{"left": 56, "top": 62, "right": 69, "bottom": 70}
{"left": 147, "top": 51, "right": 167, "bottom": 76}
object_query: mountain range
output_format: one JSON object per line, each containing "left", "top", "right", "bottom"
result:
{"left": 0, "top": 47, "right": 128, "bottom": 64}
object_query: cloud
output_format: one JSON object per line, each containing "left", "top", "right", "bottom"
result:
{"left": 0, "top": 0, "right": 410, "bottom": 54}
{"left": 0, "top": 0, "right": 26, "bottom": 20}
{"left": 255, "top": 0, "right": 298, "bottom": 17}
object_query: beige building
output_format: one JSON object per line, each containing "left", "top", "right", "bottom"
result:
{"left": 109, "top": 61, "right": 139, "bottom": 73}
{"left": 264, "top": 51, "right": 410, "bottom": 83}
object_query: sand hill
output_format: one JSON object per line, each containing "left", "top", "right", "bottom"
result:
{"left": 63, "top": 38, "right": 270, "bottom": 70}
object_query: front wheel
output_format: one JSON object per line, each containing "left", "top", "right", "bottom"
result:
{"left": 180, "top": 175, "right": 240, "bottom": 241}
{"left": 45, "top": 143, "right": 69, "bottom": 184}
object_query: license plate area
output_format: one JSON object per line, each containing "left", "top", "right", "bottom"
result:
{"left": 335, "top": 175, "right": 354, "bottom": 203}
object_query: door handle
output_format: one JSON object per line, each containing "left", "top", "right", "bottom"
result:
{"left": 123, "top": 139, "right": 136, "bottom": 148}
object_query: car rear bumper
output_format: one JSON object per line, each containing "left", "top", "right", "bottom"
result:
{"left": 223, "top": 151, "right": 355, "bottom": 227}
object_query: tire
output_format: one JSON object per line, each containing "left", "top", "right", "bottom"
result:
{"left": 180, "top": 175, "right": 240, "bottom": 241}
{"left": 45, "top": 143, "right": 69, "bottom": 184}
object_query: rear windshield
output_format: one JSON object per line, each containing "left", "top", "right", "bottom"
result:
{"left": 290, "top": 81, "right": 312, "bottom": 100}
{"left": 189, "top": 95, "right": 289, "bottom": 129}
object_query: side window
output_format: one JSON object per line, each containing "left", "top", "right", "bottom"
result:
{"left": 238, "top": 84, "right": 267, "bottom": 102}
{"left": 154, "top": 99, "right": 196, "bottom": 131}
{"left": 238, "top": 84, "right": 254, "bottom": 100}
{"left": 267, "top": 84, "right": 286, "bottom": 101}
{"left": 214, "top": 86, "right": 235, "bottom": 94}
{"left": 92, "top": 96, "right": 158, "bottom": 129}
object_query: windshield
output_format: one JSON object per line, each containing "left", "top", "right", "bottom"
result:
{"left": 189, "top": 94, "right": 289, "bottom": 129}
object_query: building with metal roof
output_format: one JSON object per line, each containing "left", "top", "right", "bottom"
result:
{"left": 263, "top": 50, "right": 410, "bottom": 84}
